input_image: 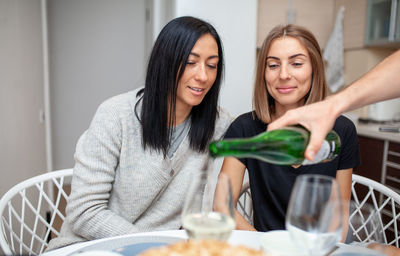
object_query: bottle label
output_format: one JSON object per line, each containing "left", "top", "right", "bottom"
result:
{"left": 302, "top": 140, "right": 334, "bottom": 165}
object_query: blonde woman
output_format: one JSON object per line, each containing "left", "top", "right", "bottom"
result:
{"left": 218, "top": 24, "right": 360, "bottom": 231}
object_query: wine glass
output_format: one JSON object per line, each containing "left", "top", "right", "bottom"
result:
{"left": 286, "top": 174, "right": 343, "bottom": 256}
{"left": 182, "top": 171, "right": 235, "bottom": 241}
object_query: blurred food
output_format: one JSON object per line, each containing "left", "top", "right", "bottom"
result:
{"left": 138, "top": 239, "right": 267, "bottom": 256}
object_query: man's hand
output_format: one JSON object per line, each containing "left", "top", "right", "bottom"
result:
{"left": 268, "top": 99, "right": 338, "bottom": 161}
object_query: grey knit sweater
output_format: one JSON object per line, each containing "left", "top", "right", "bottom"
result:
{"left": 47, "top": 88, "right": 232, "bottom": 250}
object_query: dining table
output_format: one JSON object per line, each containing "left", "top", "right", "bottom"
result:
{"left": 41, "top": 229, "right": 263, "bottom": 256}
{"left": 41, "top": 229, "right": 383, "bottom": 256}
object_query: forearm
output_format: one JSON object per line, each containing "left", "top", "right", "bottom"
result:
{"left": 333, "top": 49, "right": 400, "bottom": 113}
{"left": 218, "top": 158, "right": 254, "bottom": 230}
{"left": 66, "top": 161, "right": 139, "bottom": 240}
{"left": 67, "top": 201, "right": 139, "bottom": 240}
{"left": 234, "top": 210, "right": 256, "bottom": 231}
{"left": 336, "top": 169, "right": 352, "bottom": 202}
{"left": 336, "top": 169, "right": 353, "bottom": 242}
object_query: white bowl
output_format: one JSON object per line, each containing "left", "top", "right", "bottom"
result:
{"left": 260, "top": 230, "right": 306, "bottom": 256}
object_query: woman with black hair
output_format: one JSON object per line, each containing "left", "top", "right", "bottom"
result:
{"left": 47, "top": 16, "right": 232, "bottom": 250}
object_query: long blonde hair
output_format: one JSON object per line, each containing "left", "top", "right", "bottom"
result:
{"left": 253, "top": 24, "right": 328, "bottom": 123}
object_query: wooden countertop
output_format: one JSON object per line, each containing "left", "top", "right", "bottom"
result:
{"left": 343, "top": 112, "right": 400, "bottom": 143}
{"left": 355, "top": 122, "right": 400, "bottom": 143}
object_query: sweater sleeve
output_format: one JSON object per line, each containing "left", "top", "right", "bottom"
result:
{"left": 65, "top": 99, "right": 138, "bottom": 240}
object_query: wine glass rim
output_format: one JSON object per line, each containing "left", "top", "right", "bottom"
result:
{"left": 297, "top": 174, "right": 336, "bottom": 182}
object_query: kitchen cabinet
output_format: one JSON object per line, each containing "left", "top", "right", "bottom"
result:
{"left": 334, "top": 0, "right": 399, "bottom": 49}
{"left": 355, "top": 134, "right": 400, "bottom": 195}
{"left": 355, "top": 132, "right": 400, "bottom": 242}
{"left": 354, "top": 136, "right": 385, "bottom": 182}
{"left": 365, "top": 0, "right": 400, "bottom": 47}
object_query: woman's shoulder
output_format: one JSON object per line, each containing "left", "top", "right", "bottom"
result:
{"left": 89, "top": 88, "right": 143, "bottom": 127}
{"left": 234, "top": 111, "right": 259, "bottom": 122}
{"left": 333, "top": 115, "right": 359, "bottom": 145}
{"left": 216, "top": 110, "right": 258, "bottom": 131}
{"left": 99, "top": 88, "right": 142, "bottom": 109}
{"left": 224, "top": 111, "right": 266, "bottom": 138}
{"left": 334, "top": 115, "right": 357, "bottom": 132}
{"left": 231, "top": 111, "right": 265, "bottom": 128}
{"left": 213, "top": 107, "right": 233, "bottom": 138}
{"left": 333, "top": 116, "right": 360, "bottom": 168}
{"left": 217, "top": 107, "right": 233, "bottom": 123}
{"left": 95, "top": 88, "right": 142, "bottom": 116}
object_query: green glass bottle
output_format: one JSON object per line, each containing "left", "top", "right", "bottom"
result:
{"left": 209, "top": 126, "right": 341, "bottom": 165}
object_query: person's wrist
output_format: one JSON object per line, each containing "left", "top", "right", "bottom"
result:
{"left": 327, "top": 94, "right": 346, "bottom": 119}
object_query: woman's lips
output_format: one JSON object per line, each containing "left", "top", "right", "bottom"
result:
{"left": 277, "top": 86, "right": 296, "bottom": 94}
{"left": 188, "top": 86, "right": 205, "bottom": 96}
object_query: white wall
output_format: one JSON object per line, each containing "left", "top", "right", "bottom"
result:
{"left": 151, "top": 0, "right": 175, "bottom": 42}
{"left": 48, "top": 0, "right": 148, "bottom": 169}
{"left": 0, "top": 0, "right": 257, "bottom": 194}
{"left": 173, "top": 0, "right": 258, "bottom": 117}
{"left": 170, "top": 0, "right": 257, "bottom": 197}
{"left": 0, "top": 2, "right": 47, "bottom": 253}
{"left": 0, "top": 0, "right": 47, "bottom": 194}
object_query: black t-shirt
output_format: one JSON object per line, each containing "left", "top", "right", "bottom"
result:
{"left": 224, "top": 111, "right": 361, "bottom": 231}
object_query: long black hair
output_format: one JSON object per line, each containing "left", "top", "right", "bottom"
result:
{"left": 137, "top": 16, "right": 224, "bottom": 156}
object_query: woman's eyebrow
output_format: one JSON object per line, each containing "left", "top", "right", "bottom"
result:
{"left": 190, "top": 52, "right": 219, "bottom": 60}
{"left": 289, "top": 53, "right": 307, "bottom": 59}
{"left": 266, "top": 53, "right": 307, "bottom": 60}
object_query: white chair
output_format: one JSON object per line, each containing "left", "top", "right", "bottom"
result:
{"left": 0, "top": 168, "right": 73, "bottom": 255}
{"left": 351, "top": 173, "right": 400, "bottom": 247}
{"left": 237, "top": 181, "right": 253, "bottom": 225}
{"left": 236, "top": 174, "right": 400, "bottom": 247}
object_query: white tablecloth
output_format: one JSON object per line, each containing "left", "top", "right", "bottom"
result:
{"left": 41, "top": 229, "right": 383, "bottom": 256}
{"left": 41, "top": 230, "right": 263, "bottom": 256}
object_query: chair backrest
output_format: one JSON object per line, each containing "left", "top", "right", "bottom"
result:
{"left": 237, "top": 181, "right": 253, "bottom": 225}
{"left": 236, "top": 174, "right": 400, "bottom": 247}
{"left": 0, "top": 168, "right": 73, "bottom": 255}
{"left": 351, "top": 174, "right": 400, "bottom": 247}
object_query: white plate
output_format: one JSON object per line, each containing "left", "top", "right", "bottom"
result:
{"left": 68, "top": 236, "right": 184, "bottom": 256}
{"left": 331, "top": 243, "right": 385, "bottom": 256}
{"left": 70, "top": 251, "right": 123, "bottom": 256}
{"left": 260, "top": 230, "right": 306, "bottom": 256}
